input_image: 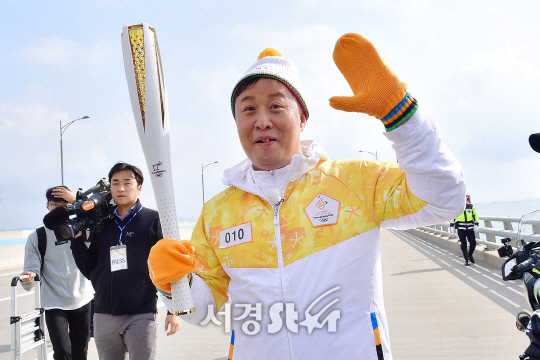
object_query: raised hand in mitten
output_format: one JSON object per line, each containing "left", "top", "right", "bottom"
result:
{"left": 148, "top": 239, "right": 197, "bottom": 298}
{"left": 330, "top": 33, "right": 417, "bottom": 131}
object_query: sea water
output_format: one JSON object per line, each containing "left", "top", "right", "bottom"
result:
{"left": 475, "top": 199, "right": 540, "bottom": 218}
{"left": 468, "top": 199, "right": 540, "bottom": 243}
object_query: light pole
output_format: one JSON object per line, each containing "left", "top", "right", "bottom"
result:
{"left": 359, "top": 150, "right": 378, "bottom": 160}
{"left": 202, "top": 161, "right": 218, "bottom": 204}
{"left": 60, "top": 116, "right": 90, "bottom": 185}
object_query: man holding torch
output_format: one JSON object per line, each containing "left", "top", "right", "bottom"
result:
{"left": 149, "top": 33, "right": 466, "bottom": 359}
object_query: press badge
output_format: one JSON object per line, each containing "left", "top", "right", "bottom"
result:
{"left": 110, "top": 245, "right": 128, "bottom": 272}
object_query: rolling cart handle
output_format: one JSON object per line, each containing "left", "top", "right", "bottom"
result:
{"left": 10, "top": 274, "right": 47, "bottom": 360}
{"left": 10, "top": 275, "right": 41, "bottom": 317}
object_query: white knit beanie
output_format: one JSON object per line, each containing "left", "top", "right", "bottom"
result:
{"left": 231, "top": 48, "right": 309, "bottom": 120}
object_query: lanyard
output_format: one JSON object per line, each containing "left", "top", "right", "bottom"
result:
{"left": 114, "top": 206, "right": 143, "bottom": 245}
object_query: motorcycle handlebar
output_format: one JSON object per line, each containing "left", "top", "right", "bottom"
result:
{"left": 514, "top": 252, "right": 540, "bottom": 273}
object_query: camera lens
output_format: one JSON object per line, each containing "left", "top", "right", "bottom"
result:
{"left": 59, "top": 225, "right": 75, "bottom": 240}
{"left": 57, "top": 219, "right": 85, "bottom": 240}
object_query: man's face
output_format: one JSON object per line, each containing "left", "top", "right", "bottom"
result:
{"left": 110, "top": 170, "right": 141, "bottom": 207}
{"left": 46, "top": 200, "right": 69, "bottom": 212}
{"left": 234, "top": 78, "right": 307, "bottom": 171}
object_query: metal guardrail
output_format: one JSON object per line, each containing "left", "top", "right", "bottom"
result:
{"left": 418, "top": 216, "right": 540, "bottom": 251}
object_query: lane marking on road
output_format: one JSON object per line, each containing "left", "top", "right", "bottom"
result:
{"left": 439, "top": 260, "right": 450, "bottom": 267}
{"left": 0, "top": 270, "right": 24, "bottom": 277}
{"left": 0, "top": 291, "right": 34, "bottom": 302}
{"left": 507, "top": 286, "right": 523, "bottom": 296}
{"left": 468, "top": 277, "right": 488, "bottom": 289}
{"left": 474, "top": 264, "right": 491, "bottom": 271}
{"left": 467, "top": 266, "right": 482, "bottom": 274}
{"left": 393, "top": 230, "right": 527, "bottom": 305}
{"left": 454, "top": 269, "right": 466, "bottom": 276}
{"left": 489, "top": 289, "right": 520, "bottom": 307}
{"left": 482, "top": 273, "right": 504, "bottom": 285}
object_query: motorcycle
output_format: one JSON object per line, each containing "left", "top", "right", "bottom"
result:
{"left": 500, "top": 210, "right": 540, "bottom": 359}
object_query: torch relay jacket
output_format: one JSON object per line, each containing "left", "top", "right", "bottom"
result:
{"left": 173, "top": 111, "right": 466, "bottom": 360}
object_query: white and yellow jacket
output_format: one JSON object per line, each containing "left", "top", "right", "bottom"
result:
{"left": 179, "top": 111, "right": 466, "bottom": 360}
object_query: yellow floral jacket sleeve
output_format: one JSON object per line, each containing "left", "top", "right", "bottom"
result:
{"left": 319, "top": 159, "right": 428, "bottom": 227}
{"left": 190, "top": 210, "right": 230, "bottom": 309}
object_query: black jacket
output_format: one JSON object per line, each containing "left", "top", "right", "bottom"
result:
{"left": 71, "top": 201, "right": 162, "bottom": 315}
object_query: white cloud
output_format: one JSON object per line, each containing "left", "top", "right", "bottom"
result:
{"left": 460, "top": 41, "right": 540, "bottom": 86}
{"left": 466, "top": 153, "right": 540, "bottom": 203}
{"left": 0, "top": 99, "right": 67, "bottom": 138}
{"left": 298, "top": 0, "right": 320, "bottom": 8}
{"left": 19, "top": 36, "right": 112, "bottom": 69}
{"left": 187, "top": 67, "right": 240, "bottom": 102}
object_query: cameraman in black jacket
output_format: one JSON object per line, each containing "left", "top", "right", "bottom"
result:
{"left": 71, "top": 162, "right": 179, "bottom": 360}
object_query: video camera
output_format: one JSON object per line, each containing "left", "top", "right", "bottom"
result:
{"left": 43, "top": 179, "right": 112, "bottom": 242}
{"left": 498, "top": 237, "right": 514, "bottom": 258}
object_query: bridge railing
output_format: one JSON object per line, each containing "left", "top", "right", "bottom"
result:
{"left": 417, "top": 216, "right": 540, "bottom": 251}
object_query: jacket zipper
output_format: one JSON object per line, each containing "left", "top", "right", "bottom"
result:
{"left": 231, "top": 187, "right": 294, "bottom": 358}
{"left": 271, "top": 164, "right": 295, "bottom": 359}
{"left": 237, "top": 161, "right": 299, "bottom": 359}
{"left": 273, "top": 202, "right": 293, "bottom": 359}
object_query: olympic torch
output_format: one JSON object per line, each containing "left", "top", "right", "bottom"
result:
{"left": 121, "top": 23, "right": 194, "bottom": 314}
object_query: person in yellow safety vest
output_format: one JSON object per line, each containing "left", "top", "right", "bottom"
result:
{"left": 450, "top": 195, "right": 479, "bottom": 266}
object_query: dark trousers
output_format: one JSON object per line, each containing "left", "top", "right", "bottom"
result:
{"left": 45, "top": 301, "right": 92, "bottom": 360}
{"left": 458, "top": 228, "right": 476, "bottom": 254}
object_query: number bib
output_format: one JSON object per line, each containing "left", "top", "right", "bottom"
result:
{"left": 110, "top": 245, "right": 128, "bottom": 272}
{"left": 219, "top": 222, "right": 252, "bottom": 248}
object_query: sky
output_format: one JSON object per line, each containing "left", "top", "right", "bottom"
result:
{"left": 1, "top": 0, "right": 540, "bottom": 230}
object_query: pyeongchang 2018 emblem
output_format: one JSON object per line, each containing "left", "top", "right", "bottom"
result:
{"left": 304, "top": 193, "right": 340, "bottom": 227}
{"left": 315, "top": 197, "right": 327, "bottom": 210}
{"left": 151, "top": 161, "right": 166, "bottom": 177}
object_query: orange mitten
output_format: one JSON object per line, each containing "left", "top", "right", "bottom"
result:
{"left": 148, "top": 239, "right": 197, "bottom": 297}
{"left": 330, "top": 33, "right": 417, "bottom": 131}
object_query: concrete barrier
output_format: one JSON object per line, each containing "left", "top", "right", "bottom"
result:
{"left": 178, "top": 221, "right": 197, "bottom": 240}
{"left": 0, "top": 230, "right": 33, "bottom": 271}
{"left": 0, "top": 222, "right": 196, "bottom": 271}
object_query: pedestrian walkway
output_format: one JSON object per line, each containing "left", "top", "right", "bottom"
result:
{"left": 384, "top": 229, "right": 528, "bottom": 359}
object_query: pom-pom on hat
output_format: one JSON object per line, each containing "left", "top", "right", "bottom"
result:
{"left": 231, "top": 48, "right": 309, "bottom": 120}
